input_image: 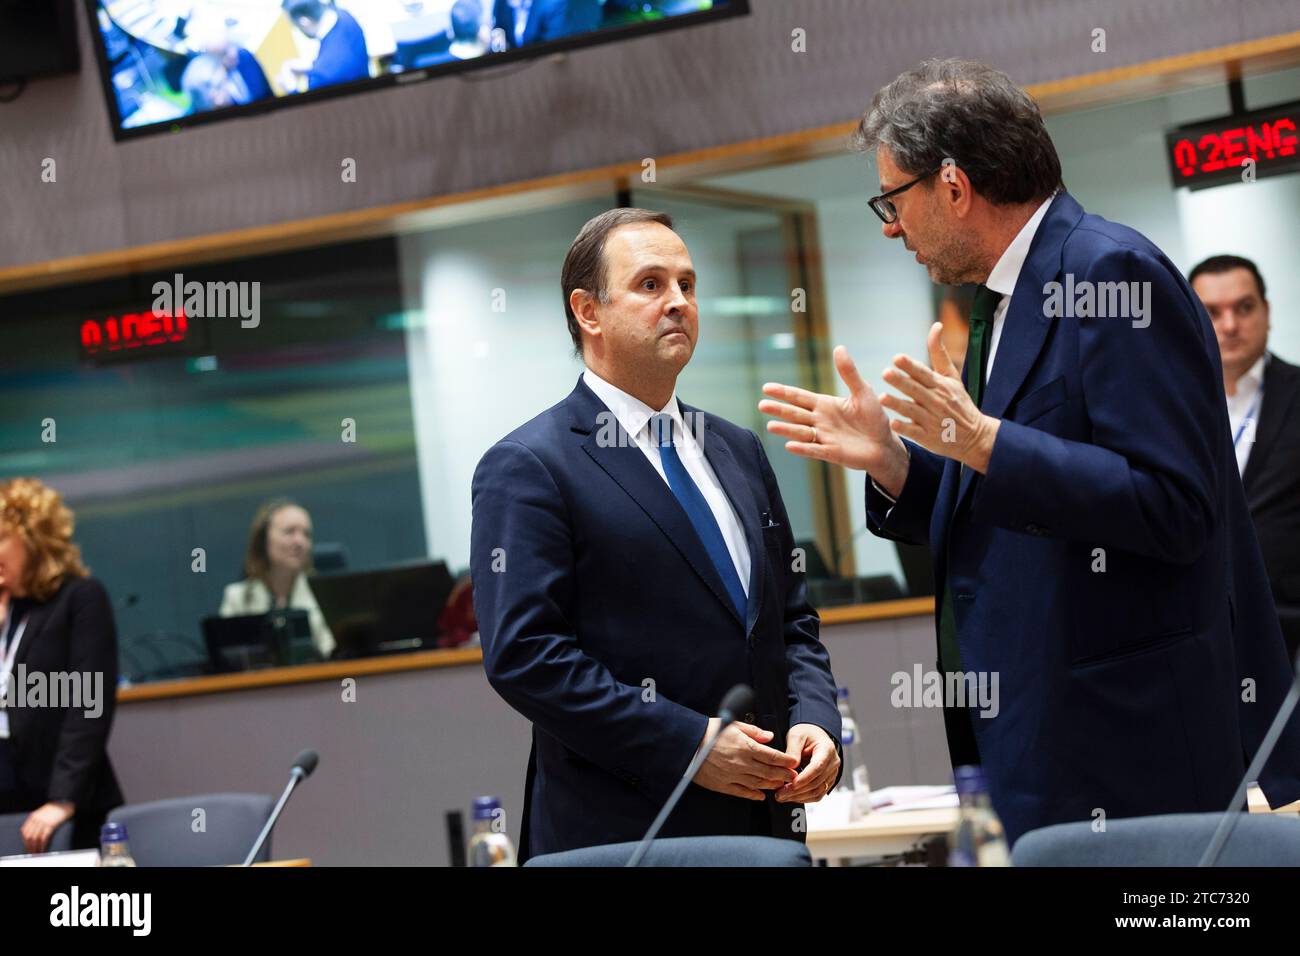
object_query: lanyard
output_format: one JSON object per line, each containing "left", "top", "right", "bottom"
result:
{"left": 0, "top": 613, "right": 28, "bottom": 698}
{"left": 1233, "top": 385, "right": 1264, "bottom": 448}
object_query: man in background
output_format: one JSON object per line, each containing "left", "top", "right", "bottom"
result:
{"left": 1191, "top": 254, "right": 1300, "bottom": 660}
{"left": 181, "top": 16, "right": 272, "bottom": 112}
{"left": 279, "top": 0, "right": 370, "bottom": 92}
{"left": 491, "top": 0, "right": 603, "bottom": 50}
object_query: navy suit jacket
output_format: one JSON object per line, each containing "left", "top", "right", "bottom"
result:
{"left": 867, "top": 191, "right": 1300, "bottom": 845}
{"left": 492, "top": 0, "right": 603, "bottom": 48}
{"left": 471, "top": 377, "right": 841, "bottom": 861}
{"left": 1243, "top": 354, "right": 1300, "bottom": 659}
{"left": 305, "top": 10, "right": 369, "bottom": 90}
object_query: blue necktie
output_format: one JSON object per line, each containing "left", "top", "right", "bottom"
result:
{"left": 650, "top": 413, "right": 747, "bottom": 621}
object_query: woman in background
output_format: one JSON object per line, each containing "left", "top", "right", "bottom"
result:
{"left": 221, "top": 499, "right": 336, "bottom": 660}
{"left": 0, "top": 478, "right": 123, "bottom": 852}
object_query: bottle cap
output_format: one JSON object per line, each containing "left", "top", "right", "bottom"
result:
{"left": 953, "top": 765, "right": 987, "bottom": 796}
{"left": 100, "top": 822, "right": 128, "bottom": 844}
{"left": 472, "top": 796, "right": 501, "bottom": 821}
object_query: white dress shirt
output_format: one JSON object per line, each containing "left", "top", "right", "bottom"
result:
{"left": 1227, "top": 353, "right": 1268, "bottom": 476}
{"left": 984, "top": 192, "right": 1057, "bottom": 379}
{"left": 582, "top": 368, "right": 751, "bottom": 595}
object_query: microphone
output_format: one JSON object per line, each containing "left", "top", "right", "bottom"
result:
{"left": 625, "top": 685, "right": 753, "bottom": 867}
{"left": 1199, "top": 648, "right": 1300, "bottom": 866}
{"left": 242, "top": 749, "right": 319, "bottom": 866}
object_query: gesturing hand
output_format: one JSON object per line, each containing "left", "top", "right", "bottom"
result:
{"left": 878, "top": 322, "right": 1000, "bottom": 473}
{"left": 759, "top": 346, "right": 911, "bottom": 496}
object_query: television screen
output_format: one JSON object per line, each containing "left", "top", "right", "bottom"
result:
{"left": 86, "top": 0, "right": 748, "bottom": 140}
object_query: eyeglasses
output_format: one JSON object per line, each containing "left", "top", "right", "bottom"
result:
{"left": 867, "top": 167, "right": 942, "bottom": 224}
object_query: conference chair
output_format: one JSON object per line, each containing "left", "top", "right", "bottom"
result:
{"left": 1011, "top": 812, "right": 1300, "bottom": 866}
{"left": 107, "top": 793, "right": 276, "bottom": 866}
{"left": 0, "top": 812, "right": 74, "bottom": 857}
{"left": 524, "top": 835, "right": 813, "bottom": 867}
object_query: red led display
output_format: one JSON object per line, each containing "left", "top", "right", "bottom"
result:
{"left": 1167, "top": 100, "right": 1300, "bottom": 190}
{"left": 81, "top": 310, "right": 188, "bottom": 357}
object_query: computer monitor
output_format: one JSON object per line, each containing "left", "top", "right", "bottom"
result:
{"left": 309, "top": 560, "right": 456, "bottom": 658}
{"left": 202, "top": 609, "right": 315, "bottom": 673}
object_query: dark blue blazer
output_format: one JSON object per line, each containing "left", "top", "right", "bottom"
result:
{"left": 471, "top": 377, "right": 841, "bottom": 861}
{"left": 305, "top": 10, "right": 369, "bottom": 90}
{"left": 233, "top": 48, "right": 272, "bottom": 103}
{"left": 492, "top": 0, "right": 603, "bottom": 48}
{"left": 867, "top": 190, "right": 1300, "bottom": 844}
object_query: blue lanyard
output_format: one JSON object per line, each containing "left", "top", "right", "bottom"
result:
{"left": 1233, "top": 385, "right": 1264, "bottom": 447}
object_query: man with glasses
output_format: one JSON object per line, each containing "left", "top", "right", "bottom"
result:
{"left": 760, "top": 58, "right": 1300, "bottom": 847}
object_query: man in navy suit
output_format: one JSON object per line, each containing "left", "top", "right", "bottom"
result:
{"left": 280, "top": 0, "right": 370, "bottom": 91}
{"left": 471, "top": 208, "right": 842, "bottom": 861}
{"left": 491, "top": 0, "right": 603, "bottom": 50}
{"left": 761, "top": 59, "right": 1300, "bottom": 846}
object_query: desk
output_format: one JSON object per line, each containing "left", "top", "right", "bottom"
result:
{"left": 806, "top": 785, "right": 1300, "bottom": 864}
{"left": 808, "top": 807, "right": 958, "bottom": 863}
{"left": 249, "top": 858, "right": 312, "bottom": 867}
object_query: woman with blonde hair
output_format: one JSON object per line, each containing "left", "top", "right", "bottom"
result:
{"left": 220, "top": 498, "right": 335, "bottom": 659}
{"left": 0, "top": 478, "right": 124, "bottom": 852}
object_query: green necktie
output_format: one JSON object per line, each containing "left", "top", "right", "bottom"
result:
{"left": 937, "top": 284, "right": 999, "bottom": 675}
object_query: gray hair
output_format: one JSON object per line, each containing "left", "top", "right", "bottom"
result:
{"left": 855, "top": 58, "right": 1063, "bottom": 205}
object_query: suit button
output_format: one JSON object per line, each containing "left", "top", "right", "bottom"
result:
{"left": 743, "top": 711, "right": 756, "bottom": 724}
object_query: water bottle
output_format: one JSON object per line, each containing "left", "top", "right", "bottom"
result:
{"left": 99, "top": 822, "right": 136, "bottom": 868}
{"left": 833, "top": 687, "right": 872, "bottom": 819}
{"left": 467, "top": 796, "right": 516, "bottom": 867}
{"left": 948, "top": 765, "right": 1010, "bottom": 867}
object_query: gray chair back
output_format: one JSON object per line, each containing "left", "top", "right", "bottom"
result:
{"left": 1012, "top": 812, "right": 1300, "bottom": 866}
{"left": 0, "top": 812, "right": 74, "bottom": 857}
{"left": 524, "top": 835, "right": 812, "bottom": 867}
{"left": 107, "top": 793, "right": 275, "bottom": 866}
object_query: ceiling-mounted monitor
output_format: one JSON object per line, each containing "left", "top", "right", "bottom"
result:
{"left": 85, "top": 0, "right": 749, "bottom": 141}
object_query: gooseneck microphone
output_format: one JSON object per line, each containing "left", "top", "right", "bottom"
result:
{"left": 625, "top": 684, "right": 754, "bottom": 867}
{"left": 242, "top": 749, "right": 319, "bottom": 866}
{"left": 1199, "top": 649, "right": 1300, "bottom": 866}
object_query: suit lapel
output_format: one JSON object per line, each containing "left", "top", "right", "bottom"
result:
{"left": 1243, "top": 355, "right": 1298, "bottom": 495}
{"left": 693, "top": 410, "right": 764, "bottom": 636}
{"left": 956, "top": 191, "right": 1083, "bottom": 509}
{"left": 569, "top": 379, "right": 746, "bottom": 627}
{"left": 9, "top": 599, "right": 50, "bottom": 669}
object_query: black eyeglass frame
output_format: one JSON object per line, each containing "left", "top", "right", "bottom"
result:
{"left": 867, "top": 167, "right": 943, "bottom": 224}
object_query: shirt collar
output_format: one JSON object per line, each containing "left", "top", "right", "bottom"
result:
{"left": 984, "top": 192, "right": 1057, "bottom": 298}
{"left": 582, "top": 367, "right": 683, "bottom": 443}
{"left": 1238, "top": 352, "right": 1268, "bottom": 393}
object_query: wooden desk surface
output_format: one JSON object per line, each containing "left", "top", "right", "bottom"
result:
{"left": 806, "top": 785, "right": 1300, "bottom": 862}
{"left": 250, "top": 858, "right": 312, "bottom": 867}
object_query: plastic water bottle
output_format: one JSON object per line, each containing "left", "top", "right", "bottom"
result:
{"left": 833, "top": 687, "right": 872, "bottom": 818}
{"left": 949, "top": 765, "right": 1010, "bottom": 866}
{"left": 467, "top": 796, "right": 516, "bottom": 867}
{"left": 99, "top": 822, "right": 136, "bottom": 867}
